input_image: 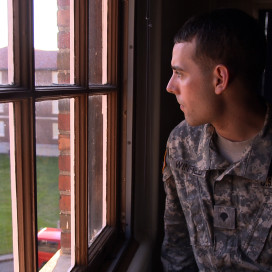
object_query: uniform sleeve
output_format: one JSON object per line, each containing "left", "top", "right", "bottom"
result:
{"left": 161, "top": 151, "right": 198, "bottom": 272}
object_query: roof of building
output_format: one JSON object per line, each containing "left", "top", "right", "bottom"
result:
{"left": 0, "top": 47, "right": 58, "bottom": 70}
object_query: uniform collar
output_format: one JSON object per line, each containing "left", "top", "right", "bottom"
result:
{"left": 196, "top": 103, "right": 272, "bottom": 182}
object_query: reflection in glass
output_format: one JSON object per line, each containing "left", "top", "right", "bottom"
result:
{"left": 89, "top": 0, "right": 107, "bottom": 84}
{"left": 0, "top": 103, "right": 15, "bottom": 272}
{"left": 88, "top": 95, "right": 107, "bottom": 244}
{"left": 34, "top": 0, "right": 74, "bottom": 85}
{"left": 0, "top": 0, "right": 14, "bottom": 85}
{"left": 36, "top": 99, "right": 74, "bottom": 271}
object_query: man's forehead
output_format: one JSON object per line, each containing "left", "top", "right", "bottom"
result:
{"left": 171, "top": 41, "right": 196, "bottom": 67}
{"left": 173, "top": 40, "right": 196, "bottom": 55}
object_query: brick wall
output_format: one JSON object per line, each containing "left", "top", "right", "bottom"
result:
{"left": 58, "top": 101, "right": 71, "bottom": 253}
{"left": 57, "top": 0, "right": 70, "bottom": 84}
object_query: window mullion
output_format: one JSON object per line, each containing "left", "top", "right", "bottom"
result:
{"left": 73, "top": 0, "right": 89, "bottom": 266}
{"left": 107, "top": 0, "right": 119, "bottom": 85}
{"left": 14, "top": 98, "right": 37, "bottom": 272}
{"left": 74, "top": 0, "right": 88, "bottom": 87}
{"left": 13, "top": 0, "right": 34, "bottom": 89}
{"left": 74, "top": 94, "right": 88, "bottom": 266}
{"left": 107, "top": 91, "right": 118, "bottom": 226}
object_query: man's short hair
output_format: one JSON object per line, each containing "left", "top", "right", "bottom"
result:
{"left": 174, "top": 9, "right": 266, "bottom": 91}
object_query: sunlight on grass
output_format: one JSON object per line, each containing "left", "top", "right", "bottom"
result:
{"left": 37, "top": 156, "right": 59, "bottom": 230}
{"left": 0, "top": 154, "right": 59, "bottom": 254}
{"left": 0, "top": 154, "right": 12, "bottom": 255}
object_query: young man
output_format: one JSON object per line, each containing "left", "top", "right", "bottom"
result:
{"left": 161, "top": 9, "right": 272, "bottom": 271}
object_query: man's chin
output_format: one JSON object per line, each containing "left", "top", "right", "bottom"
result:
{"left": 185, "top": 117, "right": 205, "bottom": 127}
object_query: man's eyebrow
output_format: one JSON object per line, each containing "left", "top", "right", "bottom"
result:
{"left": 171, "top": 65, "right": 184, "bottom": 71}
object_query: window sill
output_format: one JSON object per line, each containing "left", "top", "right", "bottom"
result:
{"left": 39, "top": 250, "right": 73, "bottom": 272}
{"left": 126, "top": 240, "right": 152, "bottom": 272}
{"left": 40, "top": 239, "right": 152, "bottom": 272}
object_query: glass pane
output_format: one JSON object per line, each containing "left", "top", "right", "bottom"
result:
{"left": 36, "top": 99, "right": 74, "bottom": 271}
{"left": 0, "top": 0, "right": 14, "bottom": 85}
{"left": 0, "top": 103, "right": 16, "bottom": 272}
{"left": 88, "top": 95, "right": 107, "bottom": 245}
{"left": 34, "top": 0, "right": 74, "bottom": 86}
{"left": 89, "top": 0, "right": 107, "bottom": 84}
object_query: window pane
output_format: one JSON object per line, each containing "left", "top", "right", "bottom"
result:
{"left": 89, "top": 0, "right": 107, "bottom": 84}
{"left": 88, "top": 95, "right": 107, "bottom": 245}
{"left": 36, "top": 99, "right": 74, "bottom": 271}
{"left": 34, "top": 0, "right": 74, "bottom": 86}
{"left": 0, "top": 0, "right": 14, "bottom": 85}
{"left": 0, "top": 103, "right": 16, "bottom": 272}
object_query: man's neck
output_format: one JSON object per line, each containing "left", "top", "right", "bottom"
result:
{"left": 212, "top": 96, "right": 266, "bottom": 142}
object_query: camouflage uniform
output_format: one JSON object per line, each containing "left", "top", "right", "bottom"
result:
{"left": 161, "top": 105, "right": 272, "bottom": 272}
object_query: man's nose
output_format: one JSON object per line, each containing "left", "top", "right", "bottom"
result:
{"left": 166, "top": 75, "right": 178, "bottom": 94}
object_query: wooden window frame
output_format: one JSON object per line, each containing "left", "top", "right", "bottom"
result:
{"left": 0, "top": 0, "right": 130, "bottom": 271}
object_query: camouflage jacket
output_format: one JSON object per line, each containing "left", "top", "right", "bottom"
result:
{"left": 161, "top": 105, "right": 272, "bottom": 272}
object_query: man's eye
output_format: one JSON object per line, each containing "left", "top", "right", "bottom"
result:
{"left": 174, "top": 71, "right": 182, "bottom": 78}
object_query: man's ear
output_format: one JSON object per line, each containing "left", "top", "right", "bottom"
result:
{"left": 213, "top": 65, "right": 229, "bottom": 95}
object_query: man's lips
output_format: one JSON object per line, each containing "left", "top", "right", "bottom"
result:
{"left": 177, "top": 101, "right": 184, "bottom": 111}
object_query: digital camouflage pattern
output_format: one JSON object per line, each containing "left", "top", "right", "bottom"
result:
{"left": 161, "top": 105, "right": 272, "bottom": 271}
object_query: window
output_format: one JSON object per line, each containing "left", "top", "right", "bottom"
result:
{"left": 0, "top": 120, "right": 5, "bottom": 136}
{"left": 0, "top": 103, "right": 16, "bottom": 272}
{"left": 52, "top": 100, "right": 59, "bottom": 115}
{"left": 52, "top": 122, "right": 58, "bottom": 140}
{"left": 88, "top": 95, "right": 107, "bottom": 243}
{"left": 0, "top": 0, "right": 13, "bottom": 85}
{"left": 0, "top": 0, "right": 125, "bottom": 271}
{"left": 52, "top": 71, "right": 58, "bottom": 85}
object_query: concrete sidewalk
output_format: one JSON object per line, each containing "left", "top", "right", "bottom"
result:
{"left": 0, "top": 254, "right": 13, "bottom": 262}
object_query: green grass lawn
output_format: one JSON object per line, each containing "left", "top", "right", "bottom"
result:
{"left": 0, "top": 154, "right": 59, "bottom": 255}
{"left": 0, "top": 154, "right": 12, "bottom": 255}
{"left": 36, "top": 156, "right": 59, "bottom": 230}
